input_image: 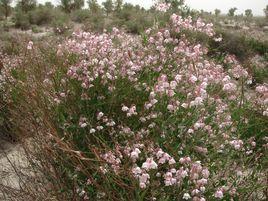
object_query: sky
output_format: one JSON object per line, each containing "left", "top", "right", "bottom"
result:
{"left": 37, "top": 0, "right": 267, "bottom": 16}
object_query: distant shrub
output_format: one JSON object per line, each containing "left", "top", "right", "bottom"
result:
{"left": 0, "top": 32, "right": 27, "bottom": 55}
{"left": 13, "top": 10, "right": 31, "bottom": 30}
{"left": 217, "top": 32, "right": 252, "bottom": 60}
{"left": 126, "top": 13, "right": 153, "bottom": 34}
{"left": 264, "top": 53, "right": 268, "bottom": 61}
{"left": 31, "top": 25, "right": 42, "bottom": 33}
{"left": 216, "top": 32, "right": 268, "bottom": 60}
{"left": 51, "top": 11, "right": 72, "bottom": 34}
{"left": 82, "top": 12, "right": 105, "bottom": 32}
{"left": 247, "top": 38, "right": 268, "bottom": 55}
{"left": 254, "top": 17, "right": 267, "bottom": 28}
{"left": 28, "top": 6, "right": 53, "bottom": 25}
{"left": 71, "top": 9, "right": 91, "bottom": 23}
{"left": 252, "top": 65, "right": 268, "bottom": 84}
{"left": 0, "top": 21, "right": 10, "bottom": 32}
{"left": 114, "top": 10, "right": 154, "bottom": 34}
{"left": 0, "top": 93, "right": 14, "bottom": 141}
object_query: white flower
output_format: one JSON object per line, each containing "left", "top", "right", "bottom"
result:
{"left": 97, "top": 112, "right": 104, "bottom": 120}
{"left": 132, "top": 167, "right": 142, "bottom": 175}
{"left": 80, "top": 123, "right": 87, "bottom": 128}
{"left": 168, "top": 158, "right": 176, "bottom": 165}
{"left": 183, "top": 193, "right": 191, "bottom": 200}
{"left": 122, "top": 105, "right": 129, "bottom": 112}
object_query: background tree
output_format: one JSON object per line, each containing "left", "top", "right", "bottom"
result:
{"left": 264, "top": 5, "right": 268, "bottom": 18}
{"left": 245, "top": 9, "right": 253, "bottom": 18}
{"left": 228, "top": 7, "right": 237, "bottom": 17}
{"left": 88, "top": 0, "right": 100, "bottom": 13}
{"left": 115, "top": 0, "right": 123, "bottom": 12}
{"left": 72, "top": 0, "right": 84, "bottom": 10}
{"left": 17, "top": 0, "right": 36, "bottom": 13}
{"left": 118, "top": 3, "right": 134, "bottom": 21}
{"left": 164, "top": 0, "right": 184, "bottom": 10}
{"left": 44, "top": 1, "right": 54, "bottom": 9}
{"left": 60, "top": 0, "right": 71, "bottom": 13}
{"left": 60, "top": 0, "right": 84, "bottom": 13}
{"left": 214, "top": 8, "right": 221, "bottom": 17}
{"left": 102, "top": 0, "right": 114, "bottom": 16}
{"left": 0, "top": 0, "right": 12, "bottom": 19}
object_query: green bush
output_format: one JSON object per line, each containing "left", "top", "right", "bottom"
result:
{"left": 71, "top": 9, "right": 91, "bottom": 23}
{"left": 82, "top": 12, "right": 105, "bottom": 32}
{"left": 28, "top": 6, "right": 53, "bottom": 26}
{"left": 51, "top": 11, "right": 72, "bottom": 35}
{"left": 252, "top": 66, "right": 268, "bottom": 84}
{"left": 0, "top": 32, "right": 23, "bottom": 55}
{"left": 31, "top": 25, "right": 42, "bottom": 33}
{"left": 0, "top": 94, "right": 14, "bottom": 141}
{"left": 0, "top": 21, "right": 10, "bottom": 32}
{"left": 213, "top": 31, "right": 252, "bottom": 60}
{"left": 127, "top": 13, "right": 153, "bottom": 34}
{"left": 114, "top": 10, "right": 154, "bottom": 34}
{"left": 3, "top": 27, "right": 267, "bottom": 200}
{"left": 247, "top": 38, "right": 268, "bottom": 55}
{"left": 13, "top": 10, "right": 31, "bottom": 30}
{"left": 207, "top": 30, "right": 268, "bottom": 63}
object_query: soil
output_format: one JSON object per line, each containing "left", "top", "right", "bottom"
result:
{"left": 0, "top": 139, "right": 28, "bottom": 200}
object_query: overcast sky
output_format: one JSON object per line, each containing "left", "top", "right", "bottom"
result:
{"left": 37, "top": 0, "right": 267, "bottom": 16}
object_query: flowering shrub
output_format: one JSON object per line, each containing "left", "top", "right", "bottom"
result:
{"left": 1, "top": 10, "right": 267, "bottom": 201}
{"left": 155, "top": 2, "right": 171, "bottom": 12}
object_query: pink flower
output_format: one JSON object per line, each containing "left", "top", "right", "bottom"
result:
{"left": 139, "top": 182, "right": 146, "bottom": 189}
{"left": 132, "top": 166, "right": 142, "bottom": 175}
{"left": 164, "top": 172, "right": 177, "bottom": 186}
{"left": 156, "top": 149, "right": 164, "bottom": 158}
{"left": 142, "top": 158, "right": 158, "bottom": 170}
{"left": 175, "top": 74, "right": 182, "bottom": 82}
{"left": 202, "top": 169, "right": 210, "bottom": 179}
{"left": 214, "top": 189, "right": 224, "bottom": 199}
{"left": 223, "top": 83, "right": 236, "bottom": 92}
{"left": 230, "top": 140, "right": 244, "bottom": 150}
{"left": 27, "top": 41, "right": 33, "bottom": 50}
{"left": 190, "top": 75, "right": 198, "bottom": 83}
{"left": 139, "top": 173, "right": 150, "bottom": 187}
{"left": 155, "top": 3, "right": 171, "bottom": 12}
{"left": 130, "top": 148, "right": 141, "bottom": 161}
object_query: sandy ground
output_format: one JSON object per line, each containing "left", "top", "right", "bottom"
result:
{"left": 0, "top": 139, "right": 29, "bottom": 200}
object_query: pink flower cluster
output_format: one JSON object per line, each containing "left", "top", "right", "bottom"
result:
{"left": 155, "top": 2, "right": 171, "bottom": 12}
{"left": 101, "top": 151, "right": 122, "bottom": 174}
{"left": 1, "top": 11, "right": 265, "bottom": 200}
{"left": 171, "top": 14, "right": 215, "bottom": 37}
{"left": 255, "top": 84, "right": 268, "bottom": 116}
